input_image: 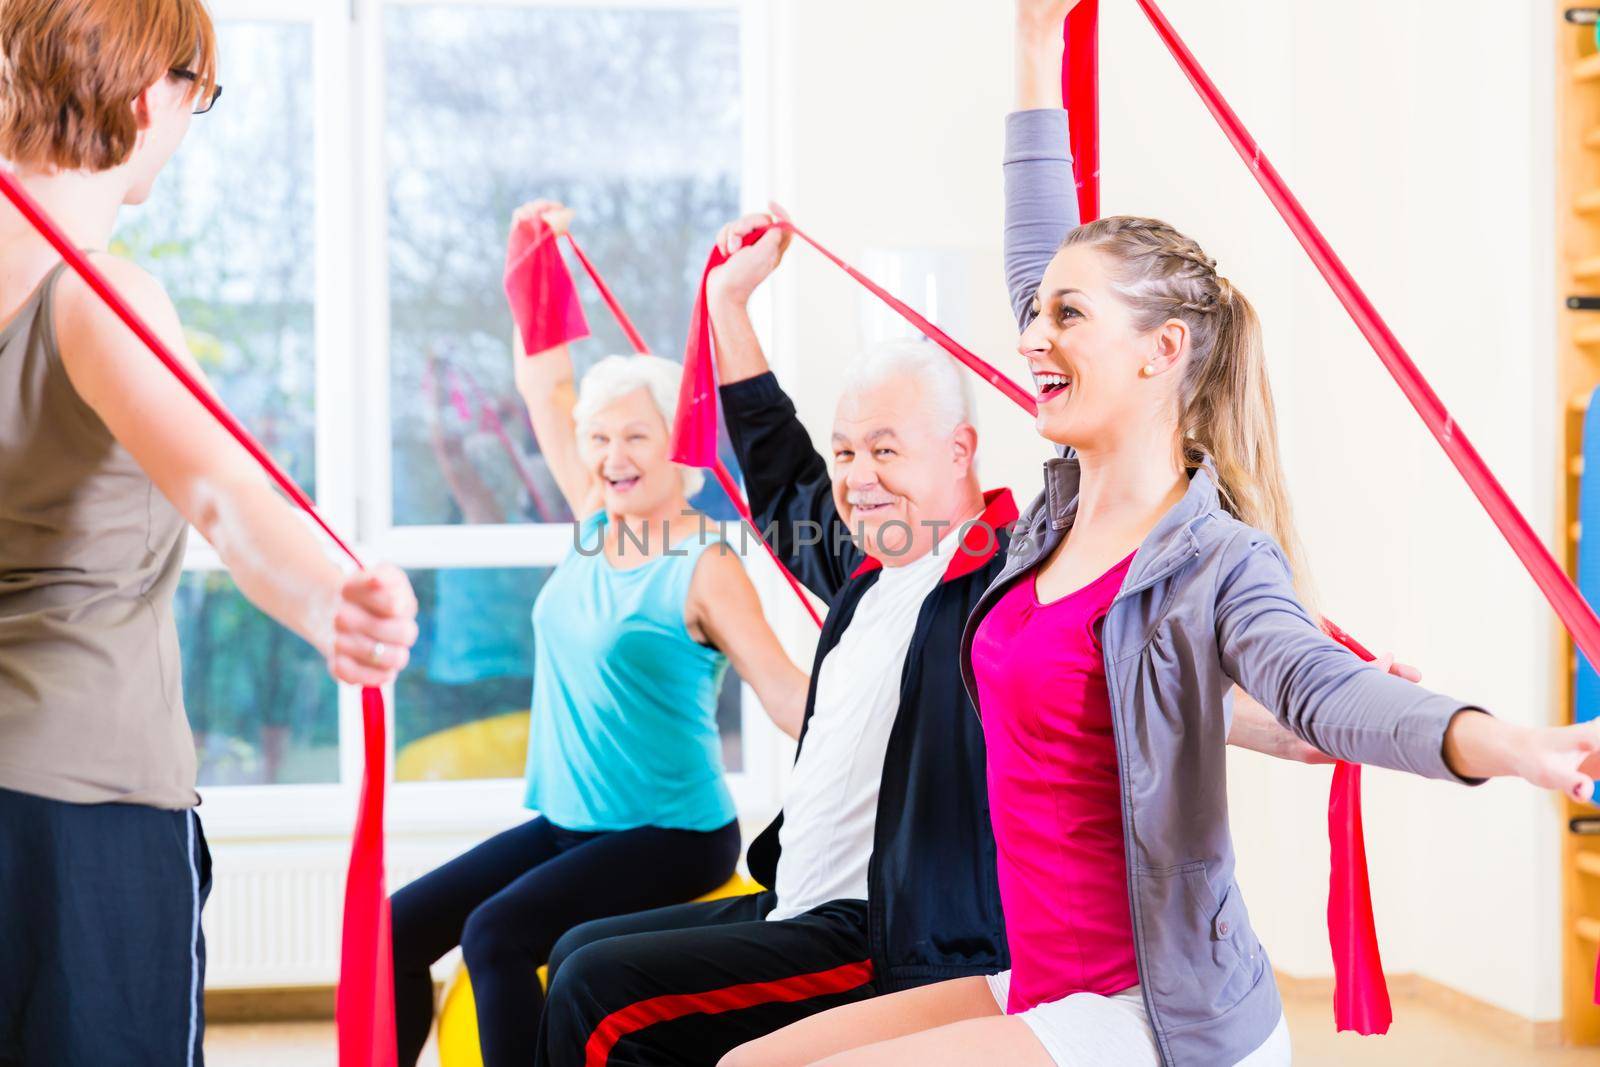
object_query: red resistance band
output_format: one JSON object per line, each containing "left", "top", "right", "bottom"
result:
{"left": 671, "top": 209, "right": 1036, "bottom": 473}
{"left": 505, "top": 216, "right": 591, "bottom": 354}
{"left": 0, "top": 173, "right": 396, "bottom": 1066}
{"left": 1063, "top": 0, "right": 1100, "bottom": 224}
{"left": 672, "top": 209, "right": 1398, "bottom": 1032}
{"left": 1130, "top": 0, "right": 1600, "bottom": 1007}
{"left": 502, "top": 216, "right": 825, "bottom": 628}
{"left": 1318, "top": 619, "right": 1391, "bottom": 1033}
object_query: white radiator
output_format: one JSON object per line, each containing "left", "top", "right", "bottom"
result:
{"left": 202, "top": 838, "right": 465, "bottom": 990}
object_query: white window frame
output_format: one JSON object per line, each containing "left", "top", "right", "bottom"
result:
{"left": 191, "top": 0, "right": 789, "bottom": 841}
{"left": 183, "top": 0, "right": 360, "bottom": 837}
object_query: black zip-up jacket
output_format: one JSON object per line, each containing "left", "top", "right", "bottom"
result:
{"left": 720, "top": 372, "right": 1018, "bottom": 993}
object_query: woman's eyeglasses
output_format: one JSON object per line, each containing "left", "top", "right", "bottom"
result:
{"left": 169, "top": 69, "right": 222, "bottom": 115}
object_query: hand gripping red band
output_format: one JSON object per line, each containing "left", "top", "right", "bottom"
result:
{"left": 505, "top": 217, "right": 590, "bottom": 354}
{"left": 0, "top": 170, "right": 396, "bottom": 1066}
{"left": 1132, "top": 0, "right": 1600, "bottom": 1007}
{"left": 669, "top": 210, "right": 1037, "bottom": 474}
{"left": 553, "top": 231, "right": 825, "bottom": 629}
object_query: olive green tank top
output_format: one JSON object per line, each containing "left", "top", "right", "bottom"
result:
{"left": 0, "top": 261, "right": 196, "bottom": 809}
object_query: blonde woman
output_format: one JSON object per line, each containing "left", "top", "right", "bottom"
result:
{"left": 389, "top": 201, "right": 808, "bottom": 1067}
{"left": 716, "top": 3, "right": 1600, "bottom": 1065}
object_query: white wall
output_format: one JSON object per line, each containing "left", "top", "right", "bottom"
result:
{"left": 762, "top": 0, "right": 1564, "bottom": 1021}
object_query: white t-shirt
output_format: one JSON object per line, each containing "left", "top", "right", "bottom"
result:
{"left": 767, "top": 525, "right": 964, "bottom": 923}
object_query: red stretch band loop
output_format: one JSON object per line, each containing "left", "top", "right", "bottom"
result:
{"left": 340, "top": 688, "right": 398, "bottom": 1067}
{"left": 1063, "top": 0, "right": 1101, "bottom": 223}
{"left": 506, "top": 218, "right": 590, "bottom": 354}
{"left": 1065, "top": 0, "right": 1389, "bottom": 1031}
{"left": 776, "top": 213, "right": 1038, "bottom": 415}
{"left": 1320, "top": 626, "right": 1394, "bottom": 1033}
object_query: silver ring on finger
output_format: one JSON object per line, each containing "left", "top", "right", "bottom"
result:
{"left": 370, "top": 641, "right": 388, "bottom": 667}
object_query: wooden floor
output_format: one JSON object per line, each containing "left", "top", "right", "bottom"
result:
{"left": 205, "top": 990, "right": 1600, "bottom": 1066}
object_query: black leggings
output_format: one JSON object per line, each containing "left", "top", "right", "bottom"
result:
{"left": 391, "top": 815, "right": 740, "bottom": 1067}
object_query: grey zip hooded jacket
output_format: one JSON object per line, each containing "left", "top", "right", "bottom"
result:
{"left": 959, "top": 109, "right": 1483, "bottom": 1066}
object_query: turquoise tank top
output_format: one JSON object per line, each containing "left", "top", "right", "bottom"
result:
{"left": 523, "top": 511, "right": 735, "bottom": 832}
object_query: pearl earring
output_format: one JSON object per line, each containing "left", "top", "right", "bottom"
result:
{"left": 1140, "top": 364, "right": 1155, "bottom": 378}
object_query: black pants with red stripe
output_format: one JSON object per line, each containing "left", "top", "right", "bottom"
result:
{"left": 536, "top": 891, "right": 874, "bottom": 1067}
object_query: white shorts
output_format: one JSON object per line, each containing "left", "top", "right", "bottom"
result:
{"left": 985, "top": 971, "right": 1292, "bottom": 1066}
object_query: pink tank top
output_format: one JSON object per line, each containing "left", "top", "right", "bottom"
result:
{"left": 972, "top": 554, "right": 1139, "bottom": 1014}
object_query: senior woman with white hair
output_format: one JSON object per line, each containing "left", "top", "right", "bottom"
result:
{"left": 390, "top": 201, "right": 809, "bottom": 1067}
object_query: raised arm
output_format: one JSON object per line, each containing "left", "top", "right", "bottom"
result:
{"left": 1008, "top": 3, "right": 1081, "bottom": 330}
{"left": 1014, "top": 4, "right": 1331, "bottom": 764}
{"left": 705, "top": 213, "right": 789, "bottom": 386}
{"left": 707, "top": 214, "right": 864, "bottom": 600}
{"left": 55, "top": 257, "right": 417, "bottom": 688}
{"left": 508, "top": 200, "right": 602, "bottom": 519}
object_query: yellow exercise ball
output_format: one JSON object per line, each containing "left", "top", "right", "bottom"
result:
{"left": 395, "top": 710, "right": 531, "bottom": 783}
{"left": 435, "top": 872, "right": 764, "bottom": 1067}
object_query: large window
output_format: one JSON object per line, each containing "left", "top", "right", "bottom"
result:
{"left": 129, "top": 0, "right": 768, "bottom": 821}
{"left": 129, "top": 19, "right": 336, "bottom": 788}
{"left": 384, "top": 4, "right": 743, "bottom": 529}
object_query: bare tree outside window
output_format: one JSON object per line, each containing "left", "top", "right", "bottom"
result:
{"left": 103, "top": 9, "right": 752, "bottom": 789}
{"left": 385, "top": 5, "right": 743, "bottom": 529}
{"left": 384, "top": 6, "right": 749, "bottom": 778}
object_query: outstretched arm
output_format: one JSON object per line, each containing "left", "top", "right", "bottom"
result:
{"left": 508, "top": 199, "right": 602, "bottom": 519}
{"left": 1217, "top": 531, "right": 1600, "bottom": 800}
{"left": 1444, "top": 711, "right": 1600, "bottom": 800}
{"left": 427, "top": 357, "right": 509, "bottom": 524}
{"left": 1226, "top": 654, "right": 1420, "bottom": 765}
{"left": 1228, "top": 691, "right": 1332, "bottom": 764}
{"left": 55, "top": 257, "right": 417, "bottom": 687}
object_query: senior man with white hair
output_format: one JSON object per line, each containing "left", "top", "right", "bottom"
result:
{"left": 533, "top": 213, "right": 1320, "bottom": 1067}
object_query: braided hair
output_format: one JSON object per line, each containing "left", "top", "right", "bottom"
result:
{"left": 1061, "top": 216, "right": 1314, "bottom": 604}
